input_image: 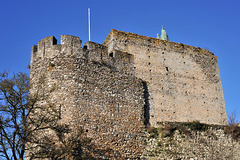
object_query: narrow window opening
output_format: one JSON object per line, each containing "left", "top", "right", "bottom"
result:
{"left": 162, "top": 52, "right": 164, "bottom": 54}
{"left": 53, "top": 37, "right": 57, "bottom": 45}
{"left": 109, "top": 52, "right": 113, "bottom": 57}
{"left": 43, "top": 42, "right": 45, "bottom": 57}
{"left": 83, "top": 45, "right": 87, "bottom": 49}
{"left": 166, "top": 67, "right": 169, "bottom": 71}
{"left": 33, "top": 45, "right": 38, "bottom": 52}
{"left": 148, "top": 62, "right": 151, "bottom": 65}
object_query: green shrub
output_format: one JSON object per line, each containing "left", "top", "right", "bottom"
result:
{"left": 147, "top": 126, "right": 159, "bottom": 138}
{"left": 186, "top": 121, "right": 208, "bottom": 131}
{"left": 162, "top": 124, "right": 176, "bottom": 137}
{"left": 224, "top": 125, "right": 240, "bottom": 140}
{"left": 157, "top": 142, "right": 161, "bottom": 146}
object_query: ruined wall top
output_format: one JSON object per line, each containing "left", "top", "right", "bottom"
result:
{"left": 103, "top": 29, "right": 216, "bottom": 59}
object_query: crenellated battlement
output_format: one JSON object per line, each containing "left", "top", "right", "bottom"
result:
{"left": 31, "top": 35, "right": 83, "bottom": 64}
{"left": 31, "top": 35, "right": 135, "bottom": 75}
{"left": 60, "top": 35, "right": 82, "bottom": 47}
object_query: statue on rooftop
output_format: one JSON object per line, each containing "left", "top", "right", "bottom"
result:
{"left": 157, "top": 26, "right": 169, "bottom": 41}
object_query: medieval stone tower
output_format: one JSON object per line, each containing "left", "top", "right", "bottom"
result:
{"left": 29, "top": 29, "right": 228, "bottom": 158}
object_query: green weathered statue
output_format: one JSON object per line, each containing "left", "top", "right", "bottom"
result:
{"left": 157, "top": 26, "right": 169, "bottom": 41}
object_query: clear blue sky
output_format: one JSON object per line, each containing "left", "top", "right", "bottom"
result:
{"left": 0, "top": 0, "right": 239, "bottom": 120}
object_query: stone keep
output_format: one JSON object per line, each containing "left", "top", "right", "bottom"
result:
{"left": 30, "top": 29, "right": 228, "bottom": 158}
{"left": 103, "top": 29, "right": 227, "bottom": 126}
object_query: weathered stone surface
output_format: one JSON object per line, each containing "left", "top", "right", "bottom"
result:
{"left": 143, "top": 124, "right": 240, "bottom": 160}
{"left": 103, "top": 29, "right": 227, "bottom": 126}
{"left": 30, "top": 35, "right": 146, "bottom": 158}
{"left": 29, "top": 29, "right": 228, "bottom": 159}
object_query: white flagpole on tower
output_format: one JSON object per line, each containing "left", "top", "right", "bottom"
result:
{"left": 88, "top": 8, "right": 91, "bottom": 41}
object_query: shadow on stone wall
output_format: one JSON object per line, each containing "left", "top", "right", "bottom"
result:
{"left": 143, "top": 81, "right": 150, "bottom": 126}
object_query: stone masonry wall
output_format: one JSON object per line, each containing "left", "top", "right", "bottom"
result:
{"left": 30, "top": 35, "right": 146, "bottom": 159}
{"left": 103, "top": 29, "right": 227, "bottom": 126}
{"left": 143, "top": 124, "right": 240, "bottom": 160}
{"left": 29, "top": 30, "right": 229, "bottom": 159}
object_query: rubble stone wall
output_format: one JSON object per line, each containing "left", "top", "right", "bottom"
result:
{"left": 143, "top": 124, "right": 240, "bottom": 160}
{"left": 103, "top": 29, "right": 227, "bottom": 126}
{"left": 30, "top": 35, "right": 146, "bottom": 158}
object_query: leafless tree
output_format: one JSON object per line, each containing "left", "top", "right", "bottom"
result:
{"left": 0, "top": 72, "right": 101, "bottom": 160}
{"left": 0, "top": 72, "right": 29, "bottom": 160}
{"left": 228, "top": 109, "right": 239, "bottom": 126}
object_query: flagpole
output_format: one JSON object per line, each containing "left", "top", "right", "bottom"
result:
{"left": 88, "top": 8, "right": 91, "bottom": 41}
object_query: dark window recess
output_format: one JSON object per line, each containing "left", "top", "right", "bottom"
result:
{"left": 83, "top": 45, "right": 87, "bottom": 49}
{"left": 33, "top": 45, "right": 37, "bottom": 52}
{"left": 53, "top": 37, "right": 57, "bottom": 45}
{"left": 166, "top": 67, "right": 169, "bottom": 71}
{"left": 162, "top": 52, "right": 164, "bottom": 54}
{"left": 109, "top": 52, "right": 113, "bottom": 57}
{"left": 148, "top": 62, "right": 151, "bottom": 65}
